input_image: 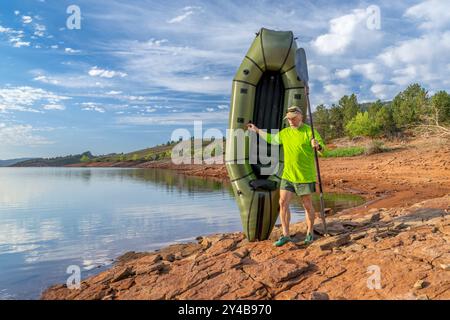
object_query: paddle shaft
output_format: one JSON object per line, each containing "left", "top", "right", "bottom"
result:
{"left": 304, "top": 86, "right": 328, "bottom": 235}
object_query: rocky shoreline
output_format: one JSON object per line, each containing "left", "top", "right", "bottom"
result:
{"left": 42, "top": 138, "right": 450, "bottom": 300}
{"left": 41, "top": 195, "right": 449, "bottom": 300}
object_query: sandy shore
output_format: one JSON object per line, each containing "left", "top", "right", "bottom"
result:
{"left": 42, "top": 137, "right": 450, "bottom": 300}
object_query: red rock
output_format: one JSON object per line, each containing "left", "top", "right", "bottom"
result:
{"left": 317, "top": 234, "right": 351, "bottom": 251}
{"left": 310, "top": 291, "right": 329, "bottom": 300}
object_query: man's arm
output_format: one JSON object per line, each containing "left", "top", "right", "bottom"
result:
{"left": 310, "top": 129, "right": 325, "bottom": 151}
{"left": 247, "top": 123, "right": 281, "bottom": 145}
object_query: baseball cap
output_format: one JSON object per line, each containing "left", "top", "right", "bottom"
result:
{"left": 283, "top": 106, "right": 303, "bottom": 119}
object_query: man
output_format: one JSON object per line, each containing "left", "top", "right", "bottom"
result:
{"left": 247, "top": 106, "right": 324, "bottom": 247}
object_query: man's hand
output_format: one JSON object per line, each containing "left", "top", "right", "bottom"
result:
{"left": 311, "top": 138, "right": 321, "bottom": 150}
{"left": 247, "top": 123, "right": 259, "bottom": 134}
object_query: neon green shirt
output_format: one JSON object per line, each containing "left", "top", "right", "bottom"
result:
{"left": 263, "top": 124, "right": 324, "bottom": 183}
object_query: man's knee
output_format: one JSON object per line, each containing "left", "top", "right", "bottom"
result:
{"left": 302, "top": 195, "right": 314, "bottom": 210}
{"left": 279, "top": 197, "right": 289, "bottom": 209}
{"left": 279, "top": 193, "right": 291, "bottom": 209}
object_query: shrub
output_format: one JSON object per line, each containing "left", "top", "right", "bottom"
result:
{"left": 322, "top": 146, "right": 365, "bottom": 158}
{"left": 364, "top": 140, "right": 386, "bottom": 155}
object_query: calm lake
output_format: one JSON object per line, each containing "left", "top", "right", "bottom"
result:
{"left": 0, "top": 167, "right": 365, "bottom": 299}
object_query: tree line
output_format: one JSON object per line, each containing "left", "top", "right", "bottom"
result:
{"left": 313, "top": 83, "right": 450, "bottom": 142}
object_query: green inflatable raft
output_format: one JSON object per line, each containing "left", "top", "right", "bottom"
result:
{"left": 225, "top": 28, "right": 307, "bottom": 241}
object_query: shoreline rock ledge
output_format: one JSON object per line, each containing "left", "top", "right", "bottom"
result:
{"left": 41, "top": 195, "right": 450, "bottom": 300}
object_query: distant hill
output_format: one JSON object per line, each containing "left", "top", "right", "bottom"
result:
{"left": 89, "top": 139, "right": 218, "bottom": 163}
{"left": 0, "top": 158, "right": 36, "bottom": 167}
{"left": 12, "top": 152, "right": 94, "bottom": 167}
{"left": 358, "top": 100, "right": 392, "bottom": 112}
{"left": 10, "top": 139, "right": 222, "bottom": 167}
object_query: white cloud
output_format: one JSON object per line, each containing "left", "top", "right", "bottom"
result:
{"left": 88, "top": 66, "right": 127, "bottom": 78}
{"left": 323, "top": 84, "right": 351, "bottom": 102}
{"left": 167, "top": 6, "right": 202, "bottom": 24}
{"left": 353, "top": 62, "right": 384, "bottom": 82}
{"left": 65, "top": 48, "right": 81, "bottom": 54}
{"left": 106, "top": 90, "right": 122, "bottom": 95}
{"left": 14, "top": 11, "right": 20, "bottom": 16}
{"left": 2, "top": 25, "right": 30, "bottom": 48}
{"left": 405, "top": 0, "right": 450, "bottom": 30}
{"left": 0, "top": 25, "right": 12, "bottom": 33}
{"left": 117, "top": 111, "right": 229, "bottom": 125}
{"left": 12, "top": 41, "right": 30, "bottom": 48}
{"left": 113, "top": 38, "right": 240, "bottom": 94}
{"left": 217, "top": 105, "right": 228, "bottom": 110}
{"left": 355, "top": 31, "right": 450, "bottom": 92}
{"left": 127, "top": 95, "right": 146, "bottom": 101}
{"left": 311, "top": 8, "right": 382, "bottom": 55}
{"left": 51, "top": 45, "right": 58, "bottom": 49}
{"left": 341, "top": 2, "right": 450, "bottom": 102}
{"left": 22, "top": 16, "right": 33, "bottom": 24}
{"left": 33, "top": 75, "right": 60, "bottom": 85}
{"left": 370, "top": 84, "right": 397, "bottom": 100}
{"left": 168, "top": 11, "right": 194, "bottom": 24}
{"left": 378, "top": 33, "right": 450, "bottom": 68}
{"left": 43, "top": 104, "right": 65, "bottom": 111}
{"left": 0, "top": 123, "right": 54, "bottom": 146}
{"left": 31, "top": 70, "right": 115, "bottom": 89}
{"left": 81, "top": 102, "right": 106, "bottom": 113}
{"left": 206, "top": 107, "right": 214, "bottom": 112}
{"left": 0, "top": 86, "right": 70, "bottom": 113}
{"left": 335, "top": 68, "right": 351, "bottom": 79}
{"left": 144, "top": 107, "right": 156, "bottom": 113}
{"left": 309, "top": 64, "right": 331, "bottom": 82}
{"left": 34, "top": 24, "right": 46, "bottom": 37}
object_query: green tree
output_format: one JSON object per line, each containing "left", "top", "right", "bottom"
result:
{"left": 375, "top": 105, "right": 397, "bottom": 137}
{"left": 80, "top": 155, "right": 90, "bottom": 163}
{"left": 392, "top": 83, "right": 428, "bottom": 127}
{"left": 368, "top": 100, "right": 383, "bottom": 119}
{"left": 313, "top": 104, "right": 332, "bottom": 142}
{"left": 429, "top": 90, "right": 450, "bottom": 124}
{"left": 132, "top": 154, "right": 139, "bottom": 161}
{"left": 339, "top": 94, "right": 360, "bottom": 126}
{"left": 345, "top": 112, "right": 381, "bottom": 138}
{"left": 329, "top": 104, "right": 344, "bottom": 138}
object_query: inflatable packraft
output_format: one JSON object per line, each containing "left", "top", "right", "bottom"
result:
{"left": 225, "top": 28, "right": 307, "bottom": 241}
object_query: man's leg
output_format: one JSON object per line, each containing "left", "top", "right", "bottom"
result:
{"left": 279, "top": 189, "right": 294, "bottom": 237}
{"left": 301, "top": 194, "right": 315, "bottom": 236}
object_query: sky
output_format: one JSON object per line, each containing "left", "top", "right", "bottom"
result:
{"left": 0, "top": 0, "right": 449, "bottom": 159}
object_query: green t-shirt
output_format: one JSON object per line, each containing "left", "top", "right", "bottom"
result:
{"left": 263, "top": 124, "right": 324, "bottom": 183}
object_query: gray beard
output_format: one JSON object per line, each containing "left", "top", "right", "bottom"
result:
{"left": 290, "top": 122, "right": 303, "bottom": 129}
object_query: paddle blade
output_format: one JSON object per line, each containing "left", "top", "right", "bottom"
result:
{"left": 295, "top": 48, "right": 309, "bottom": 84}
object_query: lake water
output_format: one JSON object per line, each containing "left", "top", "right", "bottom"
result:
{"left": 0, "top": 167, "right": 365, "bottom": 299}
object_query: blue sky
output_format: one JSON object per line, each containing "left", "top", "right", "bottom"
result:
{"left": 1, "top": 0, "right": 449, "bottom": 159}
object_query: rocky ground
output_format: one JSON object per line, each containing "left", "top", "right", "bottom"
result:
{"left": 43, "top": 136, "right": 449, "bottom": 300}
